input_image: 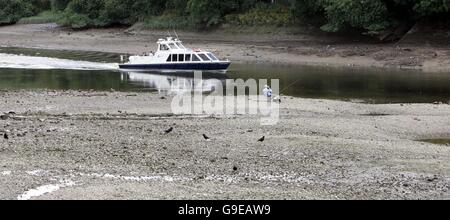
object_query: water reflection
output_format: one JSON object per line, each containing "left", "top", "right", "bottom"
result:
{"left": 120, "top": 71, "right": 226, "bottom": 95}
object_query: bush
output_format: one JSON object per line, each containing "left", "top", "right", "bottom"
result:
{"left": 1, "top": 0, "right": 450, "bottom": 39}
{"left": 0, "top": 0, "right": 36, "bottom": 24}
{"left": 143, "top": 13, "right": 192, "bottom": 30}
{"left": 18, "top": 10, "right": 59, "bottom": 24}
{"left": 56, "top": 0, "right": 168, "bottom": 29}
{"left": 58, "top": 0, "right": 106, "bottom": 28}
{"left": 187, "top": 0, "right": 224, "bottom": 28}
{"left": 294, "top": 0, "right": 450, "bottom": 34}
{"left": 321, "top": 0, "right": 391, "bottom": 33}
{"left": 225, "top": 4, "right": 294, "bottom": 27}
{"left": 50, "top": 0, "right": 70, "bottom": 11}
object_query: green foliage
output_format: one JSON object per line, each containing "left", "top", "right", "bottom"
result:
{"left": 30, "top": 0, "right": 51, "bottom": 12}
{"left": 143, "top": 14, "right": 192, "bottom": 30}
{"left": 0, "top": 0, "right": 31, "bottom": 24}
{"left": 56, "top": 0, "right": 168, "bottom": 29}
{"left": 225, "top": 4, "right": 294, "bottom": 26}
{"left": 58, "top": 0, "right": 106, "bottom": 28}
{"left": 165, "top": 0, "right": 188, "bottom": 15}
{"left": 18, "top": 10, "right": 59, "bottom": 24}
{"left": 51, "top": 0, "right": 70, "bottom": 11}
{"left": 413, "top": 0, "right": 450, "bottom": 15}
{"left": 321, "top": 0, "right": 391, "bottom": 33}
{"left": 1, "top": 0, "right": 450, "bottom": 37}
{"left": 294, "top": 0, "right": 450, "bottom": 34}
{"left": 186, "top": 0, "right": 223, "bottom": 28}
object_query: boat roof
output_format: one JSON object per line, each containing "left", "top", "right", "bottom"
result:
{"left": 156, "top": 37, "right": 207, "bottom": 52}
{"left": 157, "top": 37, "right": 182, "bottom": 44}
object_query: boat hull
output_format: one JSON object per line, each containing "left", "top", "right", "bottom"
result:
{"left": 119, "top": 62, "right": 231, "bottom": 72}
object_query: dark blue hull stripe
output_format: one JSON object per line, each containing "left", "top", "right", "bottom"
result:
{"left": 119, "top": 63, "right": 231, "bottom": 70}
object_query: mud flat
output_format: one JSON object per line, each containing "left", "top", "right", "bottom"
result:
{"left": 0, "top": 23, "right": 450, "bottom": 71}
{"left": 0, "top": 90, "right": 449, "bottom": 200}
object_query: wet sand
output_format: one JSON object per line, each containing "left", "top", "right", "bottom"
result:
{"left": 1, "top": 90, "right": 449, "bottom": 199}
{"left": 0, "top": 23, "right": 449, "bottom": 71}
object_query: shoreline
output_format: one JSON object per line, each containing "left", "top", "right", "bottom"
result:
{"left": 0, "top": 23, "right": 449, "bottom": 72}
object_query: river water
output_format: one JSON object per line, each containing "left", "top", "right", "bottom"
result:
{"left": 1, "top": 47, "right": 450, "bottom": 104}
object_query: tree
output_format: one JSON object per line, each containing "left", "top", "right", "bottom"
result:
{"left": 0, "top": 0, "right": 35, "bottom": 24}
{"left": 50, "top": 0, "right": 70, "bottom": 11}
{"left": 321, "top": 0, "right": 391, "bottom": 33}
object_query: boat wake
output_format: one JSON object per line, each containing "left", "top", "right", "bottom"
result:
{"left": 0, "top": 53, "right": 119, "bottom": 70}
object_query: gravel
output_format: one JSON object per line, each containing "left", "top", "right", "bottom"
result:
{"left": 1, "top": 90, "right": 449, "bottom": 200}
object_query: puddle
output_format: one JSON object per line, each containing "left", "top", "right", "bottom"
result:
{"left": 17, "top": 180, "right": 75, "bottom": 200}
{"left": 419, "top": 139, "right": 450, "bottom": 146}
{"left": 360, "top": 113, "right": 392, "bottom": 117}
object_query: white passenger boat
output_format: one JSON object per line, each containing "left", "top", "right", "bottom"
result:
{"left": 119, "top": 37, "right": 231, "bottom": 73}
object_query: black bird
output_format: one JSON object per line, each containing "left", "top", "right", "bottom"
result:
{"left": 258, "top": 136, "right": 265, "bottom": 142}
{"left": 164, "top": 127, "right": 174, "bottom": 134}
{"left": 3, "top": 133, "right": 8, "bottom": 140}
{"left": 203, "top": 134, "right": 211, "bottom": 141}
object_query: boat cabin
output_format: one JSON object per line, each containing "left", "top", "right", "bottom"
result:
{"left": 156, "top": 37, "right": 220, "bottom": 63}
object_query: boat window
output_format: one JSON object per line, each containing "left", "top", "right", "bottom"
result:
{"left": 207, "top": 53, "right": 219, "bottom": 61}
{"left": 167, "top": 54, "right": 172, "bottom": 62}
{"left": 198, "top": 53, "right": 210, "bottom": 61}
{"left": 168, "top": 43, "right": 179, "bottom": 49}
{"left": 176, "top": 42, "right": 186, "bottom": 49}
{"left": 179, "top": 54, "right": 184, "bottom": 62}
{"left": 185, "top": 54, "right": 191, "bottom": 62}
{"left": 192, "top": 54, "right": 201, "bottom": 61}
{"left": 160, "top": 44, "right": 169, "bottom": 51}
{"left": 172, "top": 54, "right": 178, "bottom": 62}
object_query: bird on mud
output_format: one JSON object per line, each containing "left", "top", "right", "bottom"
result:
{"left": 203, "top": 134, "right": 211, "bottom": 141}
{"left": 258, "top": 136, "right": 265, "bottom": 142}
{"left": 3, "top": 133, "right": 9, "bottom": 140}
{"left": 164, "top": 127, "right": 174, "bottom": 134}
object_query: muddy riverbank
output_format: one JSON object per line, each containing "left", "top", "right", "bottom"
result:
{"left": 0, "top": 23, "right": 450, "bottom": 72}
{"left": 1, "top": 90, "right": 449, "bottom": 199}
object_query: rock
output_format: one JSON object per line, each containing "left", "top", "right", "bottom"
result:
{"left": 17, "top": 132, "right": 26, "bottom": 137}
{"left": 233, "top": 166, "right": 238, "bottom": 171}
{"left": 427, "top": 177, "right": 438, "bottom": 182}
{"left": 0, "top": 114, "right": 9, "bottom": 120}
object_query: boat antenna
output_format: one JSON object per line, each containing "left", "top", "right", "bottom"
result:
{"left": 174, "top": 30, "right": 179, "bottom": 40}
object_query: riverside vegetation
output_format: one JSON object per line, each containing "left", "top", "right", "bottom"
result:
{"left": 0, "top": 0, "right": 449, "bottom": 40}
